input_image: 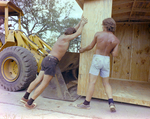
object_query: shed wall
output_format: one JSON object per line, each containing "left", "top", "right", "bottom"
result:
{"left": 112, "top": 24, "right": 150, "bottom": 82}
{"left": 78, "top": 23, "right": 150, "bottom": 106}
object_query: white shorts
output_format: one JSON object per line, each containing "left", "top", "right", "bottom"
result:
{"left": 89, "top": 54, "right": 110, "bottom": 78}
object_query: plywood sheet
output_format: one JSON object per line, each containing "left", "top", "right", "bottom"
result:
{"left": 130, "top": 24, "right": 150, "bottom": 81}
{"left": 78, "top": 0, "right": 113, "bottom": 96}
{"left": 112, "top": 24, "right": 133, "bottom": 79}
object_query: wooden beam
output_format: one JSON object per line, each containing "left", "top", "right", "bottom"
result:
{"left": 113, "top": 0, "right": 149, "bottom": 7}
{"left": 113, "top": 8, "right": 150, "bottom": 15}
{"left": 113, "top": 8, "right": 131, "bottom": 15}
{"left": 114, "top": 16, "right": 150, "bottom": 22}
{"left": 113, "top": 14, "right": 130, "bottom": 20}
{"left": 130, "top": 16, "right": 150, "bottom": 20}
{"left": 129, "top": 0, "right": 136, "bottom": 22}
{"left": 116, "top": 22, "right": 150, "bottom": 24}
{"left": 113, "top": 1, "right": 133, "bottom": 6}
{"left": 133, "top": 8, "right": 150, "bottom": 13}
{"left": 75, "top": 0, "right": 84, "bottom": 10}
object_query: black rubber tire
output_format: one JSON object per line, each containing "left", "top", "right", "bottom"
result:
{"left": 0, "top": 46, "right": 37, "bottom": 91}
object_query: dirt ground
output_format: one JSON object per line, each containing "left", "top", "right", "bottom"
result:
{"left": 0, "top": 86, "right": 150, "bottom": 119}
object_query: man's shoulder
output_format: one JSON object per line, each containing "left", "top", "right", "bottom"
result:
{"left": 58, "top": 34, "right": 66, "bottom": 40}
{"left": 58, "top": 34, "right": 71, "bottom": 42}
{"left": 94, "top": 32, "right": 103, "bottom": 37}
{"left": 95, "top": 31, "right": 110, "bottom": 35}
{"left": 95, "top": 31, "right": 103, "bottom": 35}
{"left": 95, "top": 31, "right": 108, "bottom": 37}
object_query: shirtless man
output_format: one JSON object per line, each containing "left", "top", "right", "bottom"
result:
{"left": 21, "top": 17, "right": 88, "bottom": 109}
{"left": 76, "top": 18, "right": 119, "bottom": 112}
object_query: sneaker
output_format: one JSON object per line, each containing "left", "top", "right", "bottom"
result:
{"left": 109, "top": 103, "right": 116, "bottom": 112}
{"left": 24, "top": 102, "right": 37, "bottom": 109}
{"left": 20, "top": 97, "right": 28, "bottom": 104}
{"left": 75, "top": 103, "right": 91, "bottom": 110}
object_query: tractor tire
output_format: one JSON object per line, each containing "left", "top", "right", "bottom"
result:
{"left": 0, "top": 46, "right": 37, "bottom": 91}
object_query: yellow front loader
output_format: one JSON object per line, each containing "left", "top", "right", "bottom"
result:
{"left": 0, "top": 1, "right": 79, "bottom": 101}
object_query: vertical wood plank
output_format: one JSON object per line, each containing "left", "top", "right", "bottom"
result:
{"left": 78, "top": 0, "right": 113, "bottom": 98}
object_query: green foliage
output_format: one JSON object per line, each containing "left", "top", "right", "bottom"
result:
{"left": 6, "top": 0, "right": 81, "bottom": 52}
{"left": 8, "top": 0, "right": 73, "bottom": 34}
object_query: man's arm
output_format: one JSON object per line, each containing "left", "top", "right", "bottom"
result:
{"left": 74, "top": 15, "right": 85, "bottom": 30}
{"left": 79, "top": 33, "right": 97, "bottom": 53}
{"left": 112, "top": 42, "right": 119, "bottom": 57}
{"left": 74, "top": 20, "right": 82, "bottom": 31}
{"left": 64, "top": 18, "right": 88, "bottom": 41}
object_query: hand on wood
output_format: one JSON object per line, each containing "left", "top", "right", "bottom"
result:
{"left": 79, "top": 47, "right": 84, "bottom": 53}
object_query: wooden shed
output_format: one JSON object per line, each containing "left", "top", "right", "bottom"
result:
{"left": 76, "top": 0, "right": 150, "bottom": 107}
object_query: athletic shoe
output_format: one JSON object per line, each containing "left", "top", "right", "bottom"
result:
{"left": 109, "top": 103, "right": 116, "bottom": 112}
{"left": 75, "top": 103, "right": 91, "bottom": 110}
{"left": 24, "top": 102, "right": 37, "bottom": 109}
{"left": 20, "top": 97, "right": 28, "bottom": 104}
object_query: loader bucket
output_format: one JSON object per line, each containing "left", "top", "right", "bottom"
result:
{"left": 41, "top": 52, "right": 80, "bottom": 101}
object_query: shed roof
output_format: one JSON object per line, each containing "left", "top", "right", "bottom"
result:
{"left": 0, "top": 1, "right": 24, "bottom": 16}
{"left": 76, "top": 0, "right": 150, "bottom": 23}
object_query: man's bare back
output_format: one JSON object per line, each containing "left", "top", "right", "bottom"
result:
{"left": 80, "top": 31, "right": 119, "bottom": 57}
{"left": 95, "top": 31, "right": 119, "bottom": 56}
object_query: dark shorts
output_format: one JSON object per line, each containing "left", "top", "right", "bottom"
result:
{"left": 41, "top": 54, "right": 59, "bottom": 76}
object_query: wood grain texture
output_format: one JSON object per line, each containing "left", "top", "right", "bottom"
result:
{"left": 77, "top": 0, "right": 150, "bottom": 107}
{"left": 76, "top": 0, "right": 150, "bottom": 23}
{"left": 130, "top": 24, "right": 150, "bottom": 81}
{"left": 112, "top": 24, "right": 133, "bottom": 79}
{"left": 78, "top": 0, "right": 113, "bottom": 96}
{"left": 112, "top": 24, "right": 150, "bottom": 82}
{"left": 111, "top": 79, "right": 150, "bottom": 107}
